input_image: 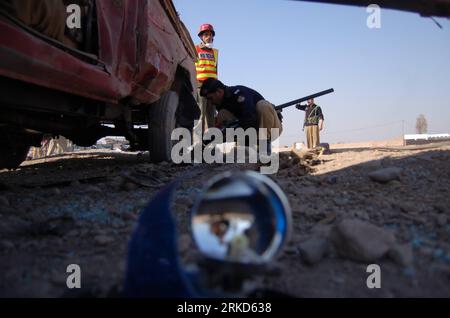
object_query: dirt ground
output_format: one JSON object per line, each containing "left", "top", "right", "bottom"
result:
{"left": 0, "top": 142, "right": 449, "bottom": 297}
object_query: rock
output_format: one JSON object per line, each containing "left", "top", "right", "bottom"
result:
{"left": 0, "top": 240, "right": 15, "bottom": 251}
{"left": 433, "top": 204, "right": 448, "bottom": 214}
{"left": 316, "top": 143, "right": 331, "bottom": 155}
{"left": 121, "top": 211, "right": 135, "bottom": 221}
{"left": 283, "top": 246, "right": 299, "bottom": 255}
{"left": 30, "top": 216, "right": 75, "bottom": 236}
{"left": 70, "top": 180, "right": 81, "bottom": 187}
{"left": 395, "top": 202, "right": 419, "bottom": 214}
{"left": 311, "top": 224, "right": 332, "bottom": 239}
{"left": 388, "top": 243, "right": 413, "bottom": 267}
{"left": 279, "top": 181, "right": 296, "bottom": 192}
{"left": 94, "top": 235, "right": 114, "bottom": 246}
{"left": 333, "top": 197, "right": 349, "bottom": 207}
{"left": 330, "top": 219, "right": 396, "bottom": 262}
{"left": 353, "top": 210, "right": 369, "bottom": 220}
{"left": 0, "top": 217, "right": 30, "bottom": 236}
{"left": 436, "top": 214, "right": 447, "bottom": 226}
{"left": 50, "top": 271, "right": 67, "bottom": 286}
{"left": 178, "top": 234, "right": 192, "bottom": 252}
{"left": 0, "top": 195, "right": 10, "bottom": 207}
{"left": 390, "top": 180, "right": 402, "bottom": 187}
{"left": 51, "top": 188, "right": 61, "bottom": 196}
{"left": 65, "top": 229, "right": 79, "bottom": 237}
{"left": 368, "top": 167, "right": 402, "bottom": 183}
{"left": 326, "top": 176, "right": 337, "bottom": 185}
{"left": 318, "top": 213, "right": 337, "bottom": 225}
{"left": 84, "top": 185, "right": 102, "bottom": 193}
{"left": 176, "top": 196, "right": 193, "bottom": 207}
{"left": 121, "top": 181, "right": 139, "bottom": 191}
{"left": 298, "top": 237, "right": 329, "bottom": 265}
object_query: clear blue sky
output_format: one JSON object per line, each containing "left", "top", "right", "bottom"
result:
{"left": 173, "top": 0, "right": 450, "bottom": 146}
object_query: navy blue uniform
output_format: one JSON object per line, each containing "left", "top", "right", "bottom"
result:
{"left": 219, "top": 85, "right": 265, "bottom": 129}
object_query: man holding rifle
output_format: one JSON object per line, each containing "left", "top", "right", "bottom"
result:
{"left": 200, "top": 78, "right": 332, "bottom": 150}
{"left": 296, "top": 98, "right": 325, "bottom": 149}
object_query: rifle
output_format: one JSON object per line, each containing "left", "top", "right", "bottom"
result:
{"left": 202, "top": 87, "right": 336, "bottom": 148}
{"left": 218, "top": 88, "right": 334, "bottom": 131}
{"left": 273, "top": 88, "right": 334, "bottom": 111}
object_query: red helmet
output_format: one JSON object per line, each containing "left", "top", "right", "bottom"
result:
{"left": 198, "top": 23, "right": 215, "bottom": 37}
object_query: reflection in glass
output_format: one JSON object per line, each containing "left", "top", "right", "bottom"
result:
{"left": 192, "top": 171, "right": 291, "bottom": 264}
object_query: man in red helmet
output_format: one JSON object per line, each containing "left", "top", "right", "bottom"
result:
{"left": 195, "top": 24, "right": 219, "bottom": 132}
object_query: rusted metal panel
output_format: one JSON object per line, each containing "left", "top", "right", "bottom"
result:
{"left": 0, "top": 0, "right": 196, "bottom": 106}
{"left": 0, "top": 19, "right": 122, "bottom": 103}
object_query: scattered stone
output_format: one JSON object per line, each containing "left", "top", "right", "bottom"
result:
{"left": 318, "top": 213, "right": 337, "bottom": 225}
{"left": 316, "top": 143, "right": 331, "bottom": 155}
{"left": 121, "top": 181, "right": 139, "bottom": 191}
{"left": 390, "top": 180, "right": 402, "bottom": 187}
{"left": 29, "top": 216, "right": 75, "bottom": 236}
{"left": 0, "top": 240, "right": 15, "bottom": 251}
{"left": 70, "top": 180, "right": 81, "bottom": 187}
{"left": 65, "top": 229, "right": 79, "bottom": 237}
{"left": 434, "top": 204, "right": 448, "bottom": 214}
{"left": 0, "top": 217, "right": 31, "bottom": 236}
{"left": 84, "top": 185, "right": 102, "bottom": 193}
{"left": 121, "top": 211, "right": 135, "bottom": 221}
{"left": 298, "top": 237, "right": 329, "bottom": 265}
{"left": 436, "top": 214, "right": 447, "bottom": 226}
{"left": 94, "top": 235, "right": 114, "bottom": 246}
{"left": 331, "top": 275, "right": 345, "bottom": 285}
{"left": 368, "top": 167, "right": 402, "bottom": 183}
{"left": 178, "top": 234, "right": 193, "bottom": 252}
{"left": 311, "top": 224, "right": 332, "bottom": 239}
{"left": 326, "top": 176, "right": 337, "bottom": 185}
{"left": 50, "top": 271, "right": 67, "bottom": 286}
{"left": 333, "top": 197, "right": 349, "bottom": 207}
{"left": 283, "top": 246, "right": 299, "bottom": 255}
{"left": 331, "top": 219, "right": 396, "bottom": 262}
{"left": 353, "top": 210, "right": 369, "bottom": 220}
{"left": 0, "top": 182, "right": 10, "bottom": 191}
{"left": 176, "top": 196, "right": 193, "bottom": 207}
{"left": 388, "top": 243, "right": 413, "bottom": 267}
{"left": 395, "top": 202, "right": 420, "bottom": 214}
{"left": 0, "top": 195, "right": 10, "bottom": 207}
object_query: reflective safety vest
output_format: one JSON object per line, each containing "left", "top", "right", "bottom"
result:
{"left": 195, "top": 45, "right": 218, "bottom": 82}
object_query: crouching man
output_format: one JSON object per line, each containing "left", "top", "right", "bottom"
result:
{"left": 199, "top": 78, "right": 283, "bottom": 153}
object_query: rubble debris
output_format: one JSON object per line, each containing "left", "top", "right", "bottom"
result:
{"left": 388, "top": 243, "right": 414, "bottom": 267}
{"left": 0, "top": 195, "right": 10, "bottom": 207}
{"left": 316, "top": 143, "right": 331, "bottom": 155}
{"left": 94, "top": 235, "right": 115, "bottom": 246}
{"left": 330, "top": 219, "right": 396, "bottom": 262}
{"left": 368, "top": 167, "right": 402, "bottom": 183}
{"left": 0, "top": 240, "right": 15, "bottom": 251}
{"left": 298, "top": 236, "right": 329, "bottom": 265}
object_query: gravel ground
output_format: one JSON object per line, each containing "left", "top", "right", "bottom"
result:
{"left": 0, "top": 142, "right": 449, "bottom": 297}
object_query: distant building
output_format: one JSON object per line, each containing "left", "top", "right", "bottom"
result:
{"left": 404, "top": 133, "right": 450, "bottom": 145}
